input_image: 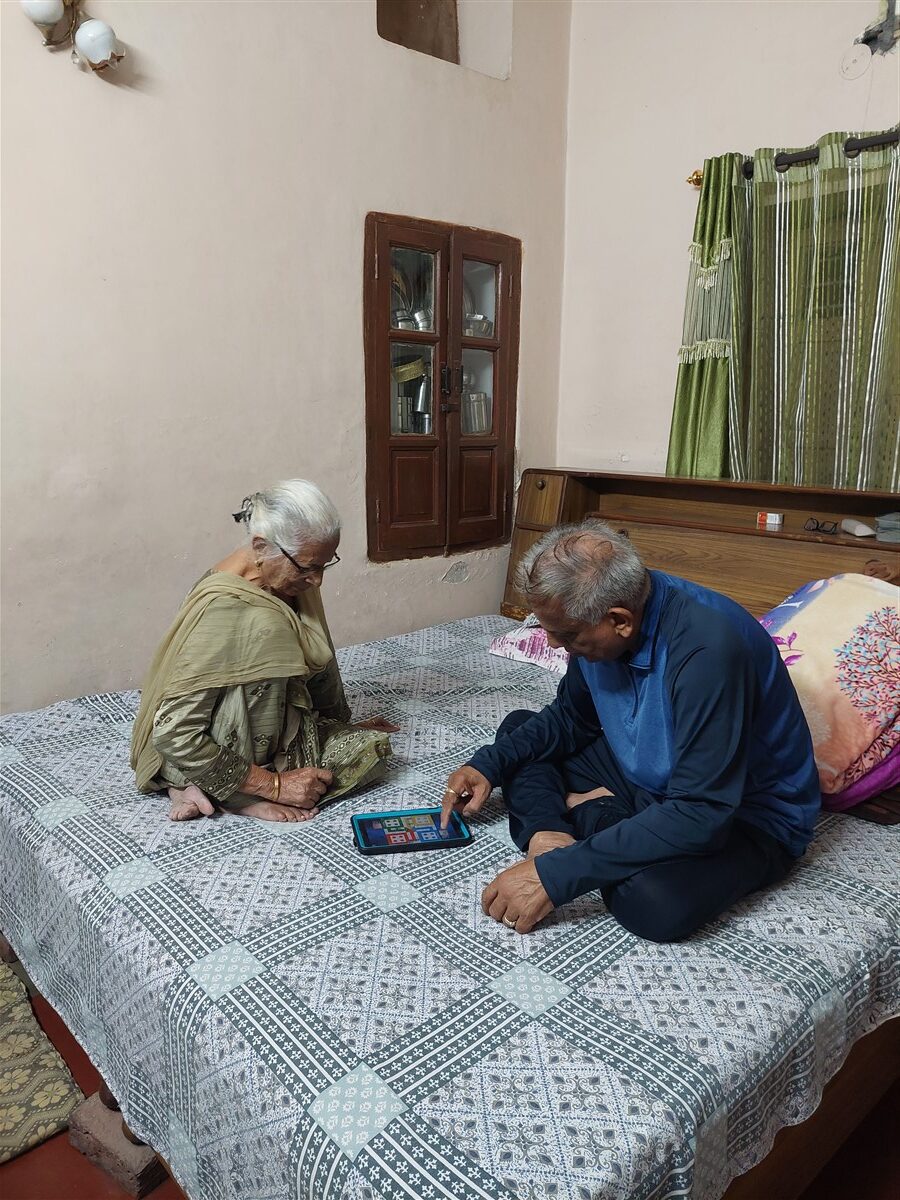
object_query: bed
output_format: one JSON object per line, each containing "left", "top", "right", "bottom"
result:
{"left": 1, "top": 615, "right": 898, "bottom": 1200}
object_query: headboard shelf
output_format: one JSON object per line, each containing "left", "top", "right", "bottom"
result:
{"left": 554, "top": 469, "right": 898, "bottom": 503}
{"left": 502, "top": 470, "right": 898, "bottom": 620}
{"left": 585, "top": 510, "right": 883, "bottom": 551}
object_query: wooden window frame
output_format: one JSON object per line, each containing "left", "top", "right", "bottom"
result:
{"left": 364, "top": 213, "right": 521, "bottom": 563}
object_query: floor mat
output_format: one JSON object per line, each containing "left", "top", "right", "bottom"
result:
{"left": 0, "top": 963, "right": 83, "bottom": 1163}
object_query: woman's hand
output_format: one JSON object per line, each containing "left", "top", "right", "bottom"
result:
{"left": 278, "top": 767, "right": 334, "bottom": 809}
{"left": 241, "top": 763, "right": 334, "bottom": 810}
{"left": 353, "top": 716, "right": 400, "bottom": 733}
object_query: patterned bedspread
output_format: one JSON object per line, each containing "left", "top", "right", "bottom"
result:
{"left": 1, "top": 616, "right": 898, "bottom": 1200}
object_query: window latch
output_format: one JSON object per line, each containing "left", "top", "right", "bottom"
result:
{"left": 440, "top": 364, "right": 452, "bottom": 395}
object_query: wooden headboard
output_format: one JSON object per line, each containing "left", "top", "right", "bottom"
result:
{"left": 501, "top": 470, "right": 899, "bottom": 619}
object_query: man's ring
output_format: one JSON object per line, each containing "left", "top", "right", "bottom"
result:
{"left": 502, "top": 916, "right": 517, "bottom": 929}
{"left": 445, "top": 787, "right": 459, "bottom": 797}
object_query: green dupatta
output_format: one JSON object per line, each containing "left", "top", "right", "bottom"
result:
{"left": 131, "top": 573, "right": 333, "bottom": 791}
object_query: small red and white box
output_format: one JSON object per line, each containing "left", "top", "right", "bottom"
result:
{"left": 756, "top": 511, "right": 784, "bottom": 528}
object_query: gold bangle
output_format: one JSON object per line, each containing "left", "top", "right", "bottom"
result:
{"left": 270, "top": 771, "right": 281, "bottom": 802}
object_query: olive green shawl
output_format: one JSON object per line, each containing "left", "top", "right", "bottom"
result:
{"left": 131, "top": 573, "right": 334, "bottom": 791}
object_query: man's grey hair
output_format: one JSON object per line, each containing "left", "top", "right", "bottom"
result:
{"left": 515, "top": 519, "right": 648, "bottom": 624}
{"left": 233, "top": 479, "right": 341, "bottom": 559}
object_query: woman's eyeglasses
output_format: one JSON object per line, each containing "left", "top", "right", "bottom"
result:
{"left": 804, "top": 517, "right": 838, "bottom": 535}
{"left": 276, "top": 546, "right": 341, "bottom": 577}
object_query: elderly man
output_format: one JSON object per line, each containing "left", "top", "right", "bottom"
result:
{"left": 442, "top": 520, "right": 819, "bottom": 942}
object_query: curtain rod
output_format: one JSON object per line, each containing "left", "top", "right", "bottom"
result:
{"left": 687, "top": 129, "right": 900, "bottom": 187}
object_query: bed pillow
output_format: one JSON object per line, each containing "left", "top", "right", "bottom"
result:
{"left": 760, "top": 573, "right": 900, "bottom": 808}
{"left": 489, "top": 616, "right": 569, "bottom": 675}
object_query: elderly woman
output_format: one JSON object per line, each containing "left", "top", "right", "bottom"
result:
{"left": 131, "top": 480, "right": 396, "bottom": 822}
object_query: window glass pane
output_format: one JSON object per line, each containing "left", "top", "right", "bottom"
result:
{"left": 461, "top": 348, "right": 493, "bottom": 435}
{"left": 391, "top": 343, "right": 434, "bottom": 435}
{"left": 391, "top": 248, "right": 435, "bottom": 332}
{"left": 462, "top": 260, "right": 497, "bottom": 337}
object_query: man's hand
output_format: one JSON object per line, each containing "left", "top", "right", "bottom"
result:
{"left": 482, "top": 859, "right": 554, "bottom": 934}
{"left": 441, "top": 765, "right": 492, "bottom": 828}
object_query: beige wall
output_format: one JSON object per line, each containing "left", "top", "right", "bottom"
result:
{"left": 6, "top": 0, "right": 898, "bottom": 713}
{"left": 1, "top": 0, "right": 571, "bottom": 712}
{"left": 558, "top": 0, "right": 900, "bottom": 473}
{"left": 458, "top": 0, "right": 514, "bottom": 79}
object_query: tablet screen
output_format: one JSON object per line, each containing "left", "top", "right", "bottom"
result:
{"left": 353, "top": 808, "right": 470, "bottom": 849}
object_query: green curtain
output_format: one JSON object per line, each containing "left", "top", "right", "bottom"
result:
{"left": 666, "top": 153, "right": 743, "bottom": 477}
{"left": 668, "top": 130, "right": 900, "bottom": 491}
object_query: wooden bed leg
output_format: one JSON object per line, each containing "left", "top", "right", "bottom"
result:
{"left": 0, "top": 934, "right": 18, "bottom": 963}
{"left": 98, "top": 1081, "right": 147, "bottom": 1145}
{"left": 68, "top": 1091, "right": 167, "bottom": 1198}
{"left": 122, "top": 1119, "right": 149, "bottom": 1147}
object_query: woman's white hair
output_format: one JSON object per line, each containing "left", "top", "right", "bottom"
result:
{"left": 233, "top": 480, "right": 341, "bottom": 558}
{"left": 516, "top": 519, "right": 648, "bottom": 624}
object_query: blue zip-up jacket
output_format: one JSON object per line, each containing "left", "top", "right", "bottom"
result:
{"left": 469, "top": 571, "right": 820, "bottom": 908}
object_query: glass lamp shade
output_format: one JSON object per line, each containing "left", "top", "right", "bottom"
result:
{"left": 21, "top": 0, "right": 66, "bottom": 29}
{"left": 74, "top": 18, "right": 122, "bottom": 69}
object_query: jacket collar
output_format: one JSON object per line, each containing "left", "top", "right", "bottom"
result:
{"left": 626, "top": 571, "right": 666, "bottom": 672}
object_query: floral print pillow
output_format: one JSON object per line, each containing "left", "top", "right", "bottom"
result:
{"left": 760, "top": 574, "right": 900, "bottom": 808}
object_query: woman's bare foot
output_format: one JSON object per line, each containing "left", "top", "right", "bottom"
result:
{"left": 565, "top": 786, "right": 614, "bottom": 811}
{"left": 527, "top": 831, "right": 576, "bottom": 858}
{"left": 168, "top": 785, "right": 215, "bottom": 821}
{"left": 225, "top": 798, "right": 319, "bottom": 823}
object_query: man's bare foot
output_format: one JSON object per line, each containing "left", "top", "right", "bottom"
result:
{"left": 225, "top": 798, "right": 319, "bottom": 823}
{"left": 527, "top": 830, "right": 576, "bottom": 858}
{"left": 565, "top": 786, "right": 614, "bottom": 811}
{"left": 168, "top": 785, "right": 215, "bottom": 821}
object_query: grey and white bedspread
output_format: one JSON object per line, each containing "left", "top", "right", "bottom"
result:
{"left": 1, "top": 616, "right": 898, "bottom": 1200}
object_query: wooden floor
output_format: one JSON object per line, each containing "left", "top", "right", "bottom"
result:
{"left": 0, "top": 996, "right": 896, "bottom": 1200}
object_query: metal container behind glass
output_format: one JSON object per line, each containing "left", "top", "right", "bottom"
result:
{"left": 462, "top": 391, "right": 490, "bottom": 435}
{"left": 391, "top": 356, "right": 430, "bottom": 435}
{"left": 411, "top": 374, "right": 432, "bottom": 434}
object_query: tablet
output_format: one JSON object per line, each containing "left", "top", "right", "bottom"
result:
{"left": 351, "top": 807, "right": 473, "bottom": 855}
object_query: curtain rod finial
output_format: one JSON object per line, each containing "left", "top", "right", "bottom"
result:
{"left": 686, "top": 169, "right": 703, "bottom": 188}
